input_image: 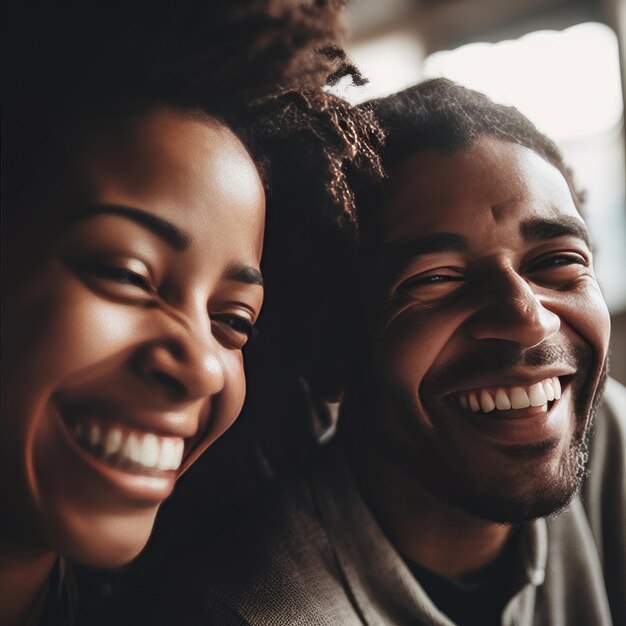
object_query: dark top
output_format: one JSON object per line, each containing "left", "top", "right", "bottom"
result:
{"left": 405, "top": 535, "right": 519, "bottom": 626}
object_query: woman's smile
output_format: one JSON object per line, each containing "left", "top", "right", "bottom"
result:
{"left": 2, "top": 109, "right": 265, "bottom": 567}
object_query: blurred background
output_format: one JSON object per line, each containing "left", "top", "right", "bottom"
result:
{"left": 333, "top": 0, "right": 626, "bottom": 384}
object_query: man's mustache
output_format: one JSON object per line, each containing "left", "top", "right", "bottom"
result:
{"left": 434, "top": 341, "right": 592, "bottom": 385}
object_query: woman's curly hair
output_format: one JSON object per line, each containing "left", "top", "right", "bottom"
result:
{"left": 2, "top": 0, "right": 385, "bottom": 505}
{"left": 3, "top": 0, "right": 383, "bottom": 220}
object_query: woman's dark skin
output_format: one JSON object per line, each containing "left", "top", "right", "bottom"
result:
{"left": 0, "top": 109, "right": 265, "bottom": 625}
{"left": 1, "top": 3, "right": 385, "bottom": 622}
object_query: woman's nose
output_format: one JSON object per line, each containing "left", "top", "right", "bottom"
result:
{"left": 134, "top": 331, "right": 226, "bottom": 403}
{"left": 466, "top": 269, "right": 560, "bottom": 348}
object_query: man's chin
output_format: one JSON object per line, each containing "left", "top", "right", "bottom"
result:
{"left": 453, "top": 436, "right": 590, "bottom": 525}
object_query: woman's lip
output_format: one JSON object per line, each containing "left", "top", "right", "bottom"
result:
{"left": 53, "top": 396, "right": 201, "bottom": 439}
{"left": 52, "top": 406, "right": 176, "bottom": 506}
{"left": 54, "top": 397, "right": 212, "bottom": 472}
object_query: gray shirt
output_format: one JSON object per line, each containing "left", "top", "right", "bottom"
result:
{"left": 138, "top": 379, "right": 626, "bottom": 626}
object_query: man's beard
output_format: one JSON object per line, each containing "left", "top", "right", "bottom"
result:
{"left": 375, "top": 344, "right": 609, "bottom": 526}
{"left": 455, "top": 427, "right": 592, "bottom": 525}
{"left": 447, "top": 353, "right": 608, "bottom": 525}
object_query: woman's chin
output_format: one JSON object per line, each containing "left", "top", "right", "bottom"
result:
{"left": 50, "top": 504, "right": 159, "bottom": 569}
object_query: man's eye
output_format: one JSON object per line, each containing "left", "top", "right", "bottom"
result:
{"left": 391, "top": 270, "right": 465, "bottom": 306}
{"left": 530, "top": 253, "right": 587, "bottom": 270}
{"left": 526, "top": 252, "right": 590, "bottom": 288}
{"left": 398, "top": 271, "right": 465, "bottom": 291}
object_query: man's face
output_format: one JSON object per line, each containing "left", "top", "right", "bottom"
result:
{"left": 356, "top": 137, "right": 610, "bottom": 524}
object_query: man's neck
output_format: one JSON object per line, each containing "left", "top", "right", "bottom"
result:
{"left": 342, "top": 428, "right": 513, "bottom": 581}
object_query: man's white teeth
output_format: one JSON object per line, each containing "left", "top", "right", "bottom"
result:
{"left": 72, "top": 420, "right": 184, "bottom": 471}
{"left": 480, "top": 390, "right": 495, "bottom": 413}
{"left": 495, "top": 388, "right": 511, "bottom": 410}
{"left": 460, "top": 376, "right": 561, "bottom": 413}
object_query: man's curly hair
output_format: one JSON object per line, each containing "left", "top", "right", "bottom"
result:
{"left": 356, "top": 77, "right": 583, "bottom": 239}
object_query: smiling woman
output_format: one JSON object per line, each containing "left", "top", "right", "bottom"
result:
{"left": 1, "top": 83, "right": 267, "bottom": 626}
{"left": 3, "top": 109, "right": 265, "bottom": 565}
{"left": 0, "top": 2, "right": 382, "bottom": 624}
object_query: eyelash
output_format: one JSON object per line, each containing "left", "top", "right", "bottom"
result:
{"left": 404, "top": 274, "right": 462, "bottom": 286}
{"left": 398, "top": 271, "right": 464, "bottom": 292}
{"left": 210, "top": 313, "right": 256, "bottom": 350}
{"left": 212, "top": 313, "right": 254, "bottom": 337}
{"left": 529, "top": 252, "right": 587, "bottom": 271}
{"left": 90, "top": 265, "right": 155, "bottom": 293}
{"left": 85, "top": 261, "right": 257, "bottom": 348}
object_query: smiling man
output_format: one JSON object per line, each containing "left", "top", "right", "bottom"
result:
{"left": 141, "top": 79, "right": 625, "bottom": 626}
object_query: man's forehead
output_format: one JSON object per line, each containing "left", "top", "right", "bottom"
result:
{"left": 377, "top": 137, "right": 583, "bottom": 248}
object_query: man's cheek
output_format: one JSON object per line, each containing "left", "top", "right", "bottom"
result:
{"left": 562, "top": 282, "right": 610, "bottom": 360}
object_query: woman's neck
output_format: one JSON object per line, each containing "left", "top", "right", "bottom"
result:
{"left": 0, "top": 544, "right": 57, "bottom": 626}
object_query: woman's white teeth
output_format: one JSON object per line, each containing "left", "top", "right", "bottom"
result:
{"left": 461, "top": 377, "right": 561, "bottom": 413}
{"left": 89, "top": 423, "right": 101, "bottom": 447}
{"left": 142, "top": 433, "right": 160, "bottom": 467}
{"left": 104, "top": 428, "right": 122, "bottom": 456}
{"left": 72, "top": 420, "right": 184, "bottom": 471}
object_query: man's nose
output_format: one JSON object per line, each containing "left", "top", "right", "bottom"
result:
{"left": 134, "top": 327, "right": 226, "bottom": 403}
{"left": 466, "top": 269, "right": 560, "bottom": 347}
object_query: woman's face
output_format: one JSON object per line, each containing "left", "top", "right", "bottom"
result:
{"left": 1, "top": 110, "right": 265, "bottom": 567}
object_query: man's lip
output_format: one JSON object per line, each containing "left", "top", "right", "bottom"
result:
{"left": 440, "top": 382, "right": 574, "bottom": 447}
{"left": 437, "top": 366, "right": 576, "bottom": 397}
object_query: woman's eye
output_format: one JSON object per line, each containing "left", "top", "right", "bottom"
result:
{"left": 211, "top": 313, "right": 255, "bottom": 349}
{"left": 73, "top": 257, "right": 158, "bottom": 300}
{"left": 89, "top": 265, "right": 154, "bottom": 292}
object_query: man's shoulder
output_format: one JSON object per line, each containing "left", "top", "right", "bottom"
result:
{"left": 586, "top": 377, "right": 626, "bottom": 484}
{"left": 132, "top": 456, "right": 355, "bottom": 625}
{"left": 541, "top": 378, "right": 626, "bottom": 626}
{"left": 196, "top": 452, "right": 360, "bottom": 625}
{"left": 599, "top": 377, "right": 626, "bottom": 424}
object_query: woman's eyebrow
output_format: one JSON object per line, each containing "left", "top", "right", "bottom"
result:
{"left": 80, "top": 203, "right": 191, "bottom": 251}
{"left": 224, "top": 263, "right": 264, "bottom": 287}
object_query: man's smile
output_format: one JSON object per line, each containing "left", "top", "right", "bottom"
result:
{"left": 433, "top": 373, "right": 577, "bottom": 448}
{"left": 457, "top": 375, "right": 562, "bottom": 415}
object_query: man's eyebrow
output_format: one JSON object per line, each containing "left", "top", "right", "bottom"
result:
{"left": 379, "top": 233, "right": 468, "bottom": 283}
{"left": 224, "top": 263, "right": 264, "bottom": 287}
{"left": 521, "top": 217, "right": 591, "bottom": 248}
{"left": 81, "top": 204, "right": 191, "bottom": 251}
